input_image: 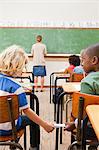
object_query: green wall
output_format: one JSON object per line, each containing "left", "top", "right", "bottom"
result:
{"left": 0, "top": 28, "right": 99, "bottom": 54}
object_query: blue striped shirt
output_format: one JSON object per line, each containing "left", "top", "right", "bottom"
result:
{"left": 0, "top": 73, "right": 29, "bottom": 135}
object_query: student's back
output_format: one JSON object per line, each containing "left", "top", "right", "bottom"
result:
{"left": 64, "top": 55, "right": 80, "bottom": 73}
{"left": 73, "top": 65, "right": 84, "bottom": 74}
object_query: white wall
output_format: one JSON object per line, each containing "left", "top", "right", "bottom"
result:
{"left": 0, "top": 0, "right": 99, "bottom": 23}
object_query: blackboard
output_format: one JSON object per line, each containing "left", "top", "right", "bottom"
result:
{"left": 0, "top": 28, "right": 99, "bottom": 54}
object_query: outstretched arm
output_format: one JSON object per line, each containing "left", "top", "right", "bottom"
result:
{"left": 23, "top": 107, "right": 54, "bottom": 133}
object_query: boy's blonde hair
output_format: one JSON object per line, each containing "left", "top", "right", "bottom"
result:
{"left": 0, "top": 45, "right": 28, "bottom": 76}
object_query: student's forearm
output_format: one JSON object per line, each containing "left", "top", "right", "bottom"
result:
{"left": 23, "top": 108, "right": 46, "bottom": 128}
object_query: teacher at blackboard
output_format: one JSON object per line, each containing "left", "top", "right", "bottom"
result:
{"left": 31, "top": 35, "right": 47, "bottom": 92}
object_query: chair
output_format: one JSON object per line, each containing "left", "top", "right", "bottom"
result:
{"left": 66, "top": 72, "right": 84, "bottom": 121}
{"left": 65, "top": 72, "right": 84, "bottom": 122}
{"left": 70, "top": 72, "right": 84, "bottom": 82}
{"left": 67, "top": 92, "right": 99, "bottom": 150}
{"left": 0, "top": 94, "right": 25, "bottom": 150}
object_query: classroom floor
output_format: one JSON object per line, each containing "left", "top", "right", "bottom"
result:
{"left": 36, "top": 88, "right": 71, "bottom": 150}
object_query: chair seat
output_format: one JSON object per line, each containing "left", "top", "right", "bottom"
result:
{"left": 0, "top": 129, "right": 24, "bottom": 141}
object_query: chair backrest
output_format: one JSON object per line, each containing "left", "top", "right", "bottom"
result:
{"left": 71, "top": 92, "right": 99, "bottom": 120}
{"left": 70, "top": 72, "right": 84, "bottom": 82}
{"left": 0, "top": 94, "right": 19, "bottom": 123}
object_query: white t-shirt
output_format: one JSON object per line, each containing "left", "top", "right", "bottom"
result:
{"left": 31, "top": 42, "right": 47, "bottom": 66}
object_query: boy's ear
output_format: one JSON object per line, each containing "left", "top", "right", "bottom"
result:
{"left": 92, "top": 56, "right": 99, "bottom": 65}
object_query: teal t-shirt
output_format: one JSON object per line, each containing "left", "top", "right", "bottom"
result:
{"left": 81, "top": 71, "right": 99, "bottom": 95}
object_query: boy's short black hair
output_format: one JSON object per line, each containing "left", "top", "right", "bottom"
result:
{"left": 69, "top": 55, "right": 80, "bottom": 66}
{"left": 86, "top": 43, "right": 99, "bottom": 58}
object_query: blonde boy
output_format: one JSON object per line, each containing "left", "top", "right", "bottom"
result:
{"left": 0, "top": 45, "right": 54, "bottom": 136}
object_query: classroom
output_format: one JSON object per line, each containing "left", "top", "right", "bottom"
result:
{"left": 0, "top": 0, "right": 99, "bottom": 150}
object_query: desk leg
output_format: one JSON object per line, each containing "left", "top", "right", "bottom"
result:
{"left": 50, "top": 74, "right": 52, "bottom": 103}
{"left": 55, "top": 92, "right": 66, "bottom": 150}
{"left": 60, "top": 97, "right": 63, "bottom": 144}
{"left": 29, "top": 93, "right": 40, "bottom": 150}
{"left": 24, "top": 127, "right": 27, "bottom": 150}
{"left": 54, "top": 78, "right": 58, "bottom": 121}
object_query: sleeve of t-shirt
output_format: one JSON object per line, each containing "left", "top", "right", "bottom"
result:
{"left": 15, "top": 86, "right": 29, "bottom": 110}
{"left": 81, "top": 82, "right": 94, "bottom": 94}
{"left": 18, "top": 92, "right": 29, "bottom": 110}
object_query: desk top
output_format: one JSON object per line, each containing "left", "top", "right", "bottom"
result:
{"left": 55, "top": 73, "right": 70, "bottom": 78}
{"left": 86, "top": 105, "right": 99, "bottom": 141}
{"left": 20, "top": 82, "right": 34, "bottom": 93}
{"left": 62, "top": 82, "right": 81, "bottom": 93}
{"left": 21, "top": 72, "right": 33, "bottom": 77}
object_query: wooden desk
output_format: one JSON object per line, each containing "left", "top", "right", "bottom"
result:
{"left": 20, "top": 82, "right": 34, "bottom": 94}
{"left": 16, "top": 71, "right": 34, "bottom": 84}
{"left": 55, "top": 73, "right": 70, "bottom": 78}
{"left": 62, "top": 82, "right": 81, "bottom": 121}
{"left": 62, "top": 82, "right": 81, "bottom": 120}
{"left": 16, "top": 71, "right": 34, "bottom": 92}
{"left": 86, "top": 105, "right": 99, "bottom": 141}
{"left": 53, "top": 74, "right": 70, "bottom": 121}
{"left": 21, "top": 72, "right": 34, "bottom": 82}
{"left": 62, "top": 82, "right": 81, "bottom": 93}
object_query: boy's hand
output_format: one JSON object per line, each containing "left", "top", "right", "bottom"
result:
{"left": 64, "top": 122, "right": 76, "bottom": 131}
{"left": 43, "top": 122, "right": 55, "bottom": 133}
